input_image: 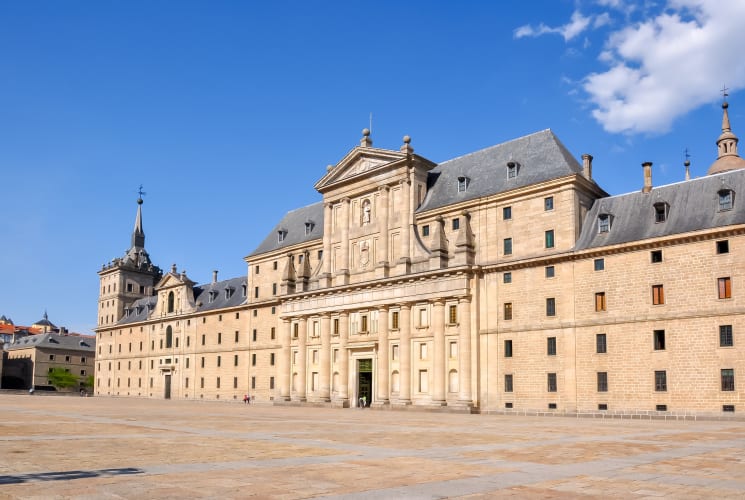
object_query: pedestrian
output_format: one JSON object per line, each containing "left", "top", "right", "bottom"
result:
{"left": 243, "top": 394, "right": 249, "bottom": 404}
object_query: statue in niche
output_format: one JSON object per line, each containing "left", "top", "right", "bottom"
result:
{"left": 361, "top": 199, "right": 371, "bottom": 226}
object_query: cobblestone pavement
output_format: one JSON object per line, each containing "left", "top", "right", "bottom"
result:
{"left": 1, "top": 395, "right": 744, "bottom": 499}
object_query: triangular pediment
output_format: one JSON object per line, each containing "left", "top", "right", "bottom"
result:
{"left": 314, "top": 146, "right": 407, "bottom": 192}
{"left": 155, "top": 272, "right": 195, "bottom": 291}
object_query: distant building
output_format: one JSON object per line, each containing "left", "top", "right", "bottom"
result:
{"left": 2, "top": 333, "right": 95, "bottom": 390}
{"left": 95, "top": 100, "right": 744, "bottom": 418}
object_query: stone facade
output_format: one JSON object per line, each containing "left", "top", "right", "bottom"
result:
{"left": 95, "top": 107, "right": 745, "bottom": 417}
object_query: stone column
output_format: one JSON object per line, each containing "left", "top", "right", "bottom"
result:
{"left": 376, "top": 186, "right": 389, "bottom": 278}
{"left": 278, "top": 318, "right": 291, "bottom": 401}
{"left": 319, "top": 313, "right": 331, "bottom": 401}
{"left": 295, "top": 317, "right": 307, "bottom": 401}
{"left": 321, "top": 202, "right": 333, "bottom": 287}
{"left": 398, "top": 303, "right": 412, "bottom": 404}
{"left": 338, "top": 311, "right": 350, "bottom": 405}
{"left": 398, "top": 180, "right": 411, "bottom": 268}
{"left": 337, "top": 197, "right": 350, "bottom": 285}
{"left": 432, "top": 299, "right": 446, "bottom": 405}
{"left": 458, "top": 297, "right": 473, "bottom": 406}
{"left": 375, "top": 306, "right": 390, "bottom": 405}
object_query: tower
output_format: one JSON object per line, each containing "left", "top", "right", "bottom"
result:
{"left": 97, "top": 194, "right": 162, "bottom": 327}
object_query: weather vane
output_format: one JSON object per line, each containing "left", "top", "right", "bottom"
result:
{"left": 137, "top": 184, "right": 146, "bottom": 198}
{"left": 721, "top": 84, "right": 729, "bottom": 100}
{"left": 684, "top": 148, "right": 691, "bottom": 163}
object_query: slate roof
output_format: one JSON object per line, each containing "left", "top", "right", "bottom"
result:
{"left": 417, "top": 129, "right": 589, "bottom": 212}
{"left": 116, "top": 276, "right": 247, "bottom": 325}
{"left": 575, "top": 169, "right": 745, "bottom": 250}
{"left": 6, "top": 333, "right": 95, "bottom": 352}
{"left": 248, "top": 202, "right": 324, "bottom": 257}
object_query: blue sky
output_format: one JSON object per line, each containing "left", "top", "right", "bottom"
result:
{"left": 2, "top": 0, "right": 745, "bottom": 334}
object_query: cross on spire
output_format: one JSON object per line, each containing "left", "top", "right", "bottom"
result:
{"left": 137, "top": 184, "right": 146, "bottom": 198}
{"left": 684, "top": 148, "right": 691, "bottom": 162}
{"left": 721, "top": 84, "right": 729, "bottom": 101}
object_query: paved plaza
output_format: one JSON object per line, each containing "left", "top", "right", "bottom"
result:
{"left": 1, "top": 395, "right": 744, "bottom": 498}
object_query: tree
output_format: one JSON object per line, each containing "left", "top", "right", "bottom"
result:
{"left": 82, "top": 374, "right": 95, "bottom": 389}
{"left": 47, "top": 367, "right": 79, "bottom": 390}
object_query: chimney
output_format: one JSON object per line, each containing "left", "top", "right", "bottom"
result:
{"left": 582, "top": 154, "right": 593, "bottom": 180}
{"left": 213, "top": 270, "right": 218, "bottom": 283}
{"left": 642, "top": 161, "right": 653, "bottom": 193}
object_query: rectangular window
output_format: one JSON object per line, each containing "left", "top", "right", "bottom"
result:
{"left": 544, "top": 196, "right": 554, "bottom": 211}
{"left": 251, "top": 354, "right": 256, "bottom": 366}
{"left": 449, "top": 341, "right": 458, "bottom": 358}
{"left": 717, "top": 240, "right": 730, "bottom": 254}
{"left": 201, "top": 334, "right": 205, "bottom": 346}
{"left": 233, "top": 377, "right": 238, "bottom": 389}
{"left": 269, "top": 376, "right": 275, "bottom": 390}
{"left": 419, "top": 343, "right": 428, "bottom": 359}
{"left": 722, "top": 369, "right": 735, "bottom": 391}
{"left": 547, "top": 337, "right": 556, "bottom": 356}
{"left": 421, "top": 225, "right": 430, "bottom": 237}
{"left": 452, "top": 218, "right": 460, "bottom": 230}
{"left": 594, "top": 258, "right": 605, "bottom": 271}
{"left": 270, "top": 353, "right": 275, "bottom": 366}
{"left": 596, "top": 333, "right": 607, "bottom": 354}
{"left": 545, "top": 230, "right": 554, "bottom": 248}
{"left": 546, "top": 298, "right": 556, "bottom": 317}
{"left": 504, "top": 238, "right": 513, "bottom": 255}
{"left": 201, "top": 357, "right": 205, "bottom": 368}
{"left": 652, "top": 285, "right": 665, "bottom": 305}
{"left": 313, "top": 350, "right": 319, "bottom": 364}
{"left": 418, "top": 308, "right": 428, "bottom": 327}
{"left": 391, "top": 312, "right": 399, "bottom": 330}
{"left": 504, "top": 302, "right": 512, "bottom": 320}
{"left": 234, "top": 355, "right": 239, "bottom": 366}
{"left": 255, "top": 265, "right": 260, "bottom": 274}
{"left": 720, "top": 325, "right": 734, "bottom": 347}
{"left": 503, "top": 206, "right": 512, "bottom": 220}
{"left": 504, "top": 339, "right": 513, "bottom": 357}
{"left": 651, "top": 250, "right": 662, "bottom": 263}
{"left": 252, "top": 329, "right": 257, "bottom": 341}
{"left": 547, "top": 373, "right": 557, "bottom": 392}
{"left": 653, "top": 329, "right": 665, "bottom": 350}
{"left": 595, "top": 292, "right": 606, "bottom": 312}
{"left": 655, "top": 370, "right": 667, "bottom": 391}
{"left": 503, "top": 272, "right": 512, "bottom": 284}
{"left": 272, "top": 283, "right": 277, "bottom": 295}
{"left": 361, "top": 315, "right": 368, "bottom": 332}
{"left": 597, "top": 372, "right": 608, "bottom": 392}
{"left": 217, "top": 332, "right": 222, "bottom": 344}
{"left": 217, "top": 356, "right": 221, "bottom": 367}
{"left": 251, "top": 376, "right": 256, "bottom": 389}
{"left": 392, "top": 344, "right": 399, "bottom": 360}
{"left": 235, "top": 331, "right": 239, "bottom": 343}
{"left": 271, "top": 327, "right": 276, "bottom": 340}
{"left": 418, "top": 370, "right": 428, "bottom": 392}
{"left": 718, "top": 277, "right": 732, "bottom": 299}
{"left": 254, "top": 286, "right": 259, "bottom": 298}
{"left": 504, "top": 374, "right": 513, "bottom": 392}
{"left": 200, "top": 377, "right": 204, "bottom": 389}
{"left": 293, "top": 323, "right": 299, "bottom": 338}
{"left": 723, "top": 404, "right": 735, "bottom": 412}
{"left": 598, "top": 214, "right": 610, "bottom": 233}
{"left": 545, "top": 266, "right": 555, "bottom": 278}
{"left": 656, "top": 404, "right": 667, "bottom": 412}
{"left": 448, "top": 305, "right": 457, "bottom": 324}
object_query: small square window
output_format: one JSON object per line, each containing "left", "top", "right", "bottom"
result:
{"left": 503, "top": 206, "right": 512, "bottom": 220}
{"left": 505, "top": 402, "right": 513, "bottom": 408}
{"left": 544, "top": 196, "right": 554, "bottom": 211}
{"left": 720, "top": 325, "right": 733, "bottom": 347}
{"left": 596, "top": 333, "right": 607, "bottom": 354}
{"left": 504, "top": 339, "right": 513, "bottom": 357}
{"left": 503, "top": 272, "right": 512, "bottom": 284}
{"left": 421, "top": 225, "right": 430, "bottom": 237}
{"left": 598, "top": 403, "right": 608, "bottom": 411}
{"left": 545, "top": 266, "right": 555, "bottom": 278}
{"left": 452, "top": 218, "right": 460, "bottom": 230}
{"left": 653, "top": 329, "right": 665, "bottom": 350}
{"left": 651, "top": 250, "right": 662, "bottom": 263}
{"left": 547, "top": 337, "right": 556, "bottom": 356}
{"left": 656, "top": 404, "right": 668, "bottom": 411}
{"left": 717, "top": 240, "right": 730, "bottom": 254}
{"left": 723, "top": 404, "right": 735, "bottom": 412}
{"left": 594, "top": 258, "right": 605, "bottom": 271}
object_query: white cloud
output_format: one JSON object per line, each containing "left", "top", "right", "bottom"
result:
{"left": 514, "top": 11, "right": 593, "bottom": 41}
{"left": 583, "top": 0, "right": 745, "bottom": 134}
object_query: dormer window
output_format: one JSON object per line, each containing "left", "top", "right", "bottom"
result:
{"left": 242, "top": 284, "right": 247, "bottom": 297}
{"left": 277, "top": 228, "right": 288, "bottom": 242}
{"left": 457, "top": 176, "right": 470, "bottom": 192}
{"left": 225, "top": 287, "right": 234, "bottom": 300}
{"left": 124, "top": 307, "right": 132, "bottom": 317}
{"left": 136, "top": 306, "right": 143, "bottom": 315}
{"left": 304, "top": 220, "right": 314, "bottom": 235}
{"left": 653, "top": 202, "right": 669, "bottom": 223}
{"left": 598, "top": 213, "right": 611, "bottom": 233}
{"left": 719, "top": 189, "right": 734, "bottom": 211}
{"left": 208, "top": 290, "right": 218, "bottom": 303}
{"left": 507, "top": 161, "right": 520, "bottom": 179}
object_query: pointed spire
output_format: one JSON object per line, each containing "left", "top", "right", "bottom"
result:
{"left": 708, "top": 91, "right": 745, "bottom": 175}
{"left": 132, "top": 192, "right": 145, "bottom": 249}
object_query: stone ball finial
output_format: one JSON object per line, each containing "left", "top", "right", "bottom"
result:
{"left": 137, "top": 197, "right": 143, "bottom": 205}
{"left": 326, "top": 164, "right": 333, "bottom": 172}
{"left": 362, "top": 128, "right": 371, "bottom": 137}
{"left": 723, "top": 101, "right": 729, "bottom": 110}
{"left": 684, "top": 160, "right": 691, "bottom": 167}
{"left": 403, "top": 135, "right": 411, "bottom": 144}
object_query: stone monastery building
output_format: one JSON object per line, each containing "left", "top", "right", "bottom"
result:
{"left": 95, "top": 101, "right": 745, "bottom": 417}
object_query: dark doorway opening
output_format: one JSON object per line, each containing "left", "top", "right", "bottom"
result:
{"left": 164, "top": 374, "right": 171, "bottom": 399}
{"left": 357, "top": 358, "right": 372, "bottom": 407}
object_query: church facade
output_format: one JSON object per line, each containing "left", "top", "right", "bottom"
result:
{"left": 94, "top": 102, "right": 745, "bottom": 417}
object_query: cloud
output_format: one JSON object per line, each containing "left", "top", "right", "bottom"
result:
{"left": 583, "top": 0, "right": 745, "bottom": 134}
{"left": 514, "top": 11, "right": 593, "bottom": 41}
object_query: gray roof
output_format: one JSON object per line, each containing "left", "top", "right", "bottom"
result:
{"left": 417, "top": 129, "right": 587, "bottom": 212}
{"left": 248, "top": 202, "right": 324, "bottom": 257}
{"left": 575, "top": 169, "right": 745, "bottom": 250}
{"left": 116, "top": 276, "right": 247, "bottom": 325}
{"left": 6, "top": 333, "right": 95, "bottom": 352}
